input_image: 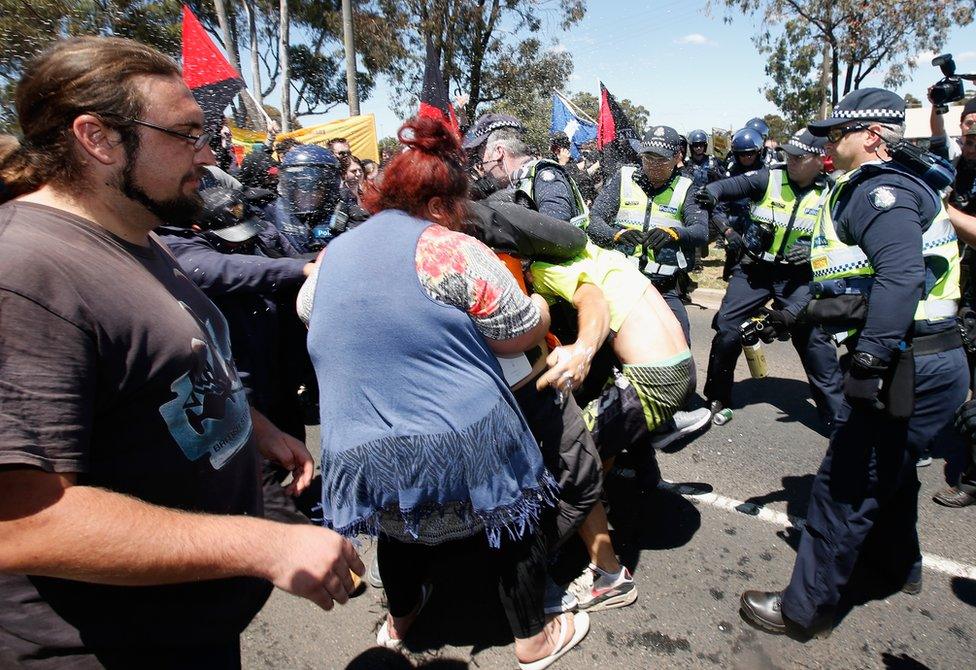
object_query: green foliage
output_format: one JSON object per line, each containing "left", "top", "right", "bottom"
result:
{"left": 380, "top": 1, "right": 586, "bottom": 120}
{"left": 762, "top": 113, "right": 791, "bottom": 143}
{"left": 715, "top": 0, "right": 974, "bottom": 125}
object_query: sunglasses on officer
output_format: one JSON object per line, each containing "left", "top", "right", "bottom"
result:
{"left": 825, "top": 123, "right": 877, "bottom": 143}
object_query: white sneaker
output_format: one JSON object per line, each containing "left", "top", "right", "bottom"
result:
{"left": 650, "top": 408, "right": 712, "bottom": 450}
{"left": 567, "top": 564, "right": 637, "bottom": 612}
{"left": 544, "top": 577, "right": 578, "bottom": 614}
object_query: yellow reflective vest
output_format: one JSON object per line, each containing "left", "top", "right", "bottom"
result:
{"left": 614, "top": 166, "right": 693, "bottom": 278}
{"left": 512, "top": 158, "right": 590, "bottom": 230}
{"left": 809, "top": 166, "right": 960, "bottom": 330}
{"left": 748, "top": 168, "right": 830, "bottom": 263}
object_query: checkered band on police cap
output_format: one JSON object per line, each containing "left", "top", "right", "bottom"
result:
{"left": 461, "top": 114, "right": 524, "bottom": 149}
{"left": 637, "top": 125, "right": 681, "bottom": 156}
{"left": 808, "top": 88, "right": 906, "bottom": 136}
{"left": 784, "top": 129, "right": 826, "bottom": 156}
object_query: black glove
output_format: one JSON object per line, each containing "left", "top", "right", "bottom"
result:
{"left": 954, "top": 400, "right": 976, "bottom": 441}
{"left": 722, "top": 228, "right": 743, "bottom": 255}
{"left": 643, "top": 226, "right": 679, "bottom": 250}
{"left": 614, "top": 228, "right": 645, "bottom": 247}
{"left": 785, "top": 239, "right": 811, "bottom": 265}
{"left": 843, "top": 351, "right": 887, "bottom": 410}
{"left": 760, "top": 307, "right": 795, "bottom": 341}
{"left": 694, "top": 189, "right": 718, "bottom": 210}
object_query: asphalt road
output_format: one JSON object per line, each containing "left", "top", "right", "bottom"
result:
{"left": 243, "top": 301, "right": 976, "bottom": 670}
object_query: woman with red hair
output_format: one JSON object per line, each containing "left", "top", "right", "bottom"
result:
{"left": 298, "top": 116, "right": 589, "bottom": 668}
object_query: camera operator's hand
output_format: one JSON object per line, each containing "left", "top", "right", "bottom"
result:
{"left": 785, "top": 239, "right": 811, "bottom": 265}
{"left": 643, "top": 226, "right": 680, "bottom": 250}
{"left": 694, "top": 189, "right": 718, "bottom": 210}
{"left": 954, "top": 400, "right": 976, "bottom": 442}
{"left": 843, "top": 351, "right": 887, "bottom": 411}
{"left": 614, "top": 228, "right": 645, "bottom": 247}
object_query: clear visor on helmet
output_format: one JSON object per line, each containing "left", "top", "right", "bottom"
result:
{"left": 280, "top": 165, "right": 340, "bottom": 216}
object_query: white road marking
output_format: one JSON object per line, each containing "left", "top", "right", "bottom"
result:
{"left": 679, "top": 488, "right": 976, "bottom": 581}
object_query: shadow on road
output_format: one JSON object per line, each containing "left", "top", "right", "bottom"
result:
{"left": 741, "top": 474, "right": 815, "bottom": 525}
{"left": 733, "top": 377, "right": 830, "bottom": 437}
{"left": 345, "top": 647, "right": 470, "bottom": 669}
{"left": 880, "top": 652, "right": 933, "bottom": 669}
{"left": 952, "top": 576, "right": 976, "bottom": 607}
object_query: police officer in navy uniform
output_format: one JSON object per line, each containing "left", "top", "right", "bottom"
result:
{"left": 696, "top": 130, "right": 844, "bottom": 427}
{"left": 586, "top": 125, "right": 709, "bottom": 343}
{"left": 739, "top": 89, "right": 969, "bottom": 636}
{"left": 681, "top": 129, "right": 724, "bottom": 189}
{"left": 464, "top": 113, "right": 590, "bottom": 227}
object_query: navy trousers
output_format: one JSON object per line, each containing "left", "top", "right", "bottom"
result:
{"left": 782, "top": 346, "right": 969, "bottom": 628}
{"left": 703, "top": 262, "right": 844, "bottom": 425}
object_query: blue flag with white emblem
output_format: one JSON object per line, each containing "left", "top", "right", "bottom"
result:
{"left": 550, "top": 92, "right": 597, "bottom": 160}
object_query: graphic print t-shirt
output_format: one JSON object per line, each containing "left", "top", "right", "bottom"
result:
{"left": 0, "top": 203, "right": 271, "bottom": 662}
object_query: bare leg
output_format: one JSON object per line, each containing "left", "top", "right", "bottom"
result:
{"left": 578, "top": 501, "right": 621, "bottom": 573}
{"left": 514, "top": 614, "right": 578, "bottom": 663}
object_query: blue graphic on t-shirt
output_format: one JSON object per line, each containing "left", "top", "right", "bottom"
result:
{"left": 159, "top": 302, "right": 251, "bottom": 469}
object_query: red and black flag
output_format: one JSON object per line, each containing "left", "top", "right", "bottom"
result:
{"left": 597, "top": 81, "right": 640, "bottom": 176}
{"left": 181, "top": 4, "right": 244, "bottom": 131}
{"left": 418, "top": 37, "right": 458, "bottom": 133}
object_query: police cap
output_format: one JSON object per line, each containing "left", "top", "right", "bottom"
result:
{"left": 462, "top": 114, "right": 524, "bottom": 150}
{"left": 782, "top": 129, "right": 827, "bottom": 157}
{"left": 634, "top": 125, "right": 682, "bottom": 157}
{"left": 808, "top": 88, "right": 906, "bottom": 136}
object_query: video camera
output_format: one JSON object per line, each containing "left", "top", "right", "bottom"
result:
{"left": 930, "top": 53, "right": 976, "bottom": 114}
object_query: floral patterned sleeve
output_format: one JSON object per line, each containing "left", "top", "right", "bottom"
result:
{"left": 416, "top": 225, "right": 541, "bottom": 340}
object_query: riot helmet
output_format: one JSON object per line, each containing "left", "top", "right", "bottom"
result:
{"left": 688, "top": 129, "right": 709, "bottom": 146}
{"left": 731, "top": 128, "right": 764, "bottom": 153}
{"left": 278, "top": 145, "right": 341, "bottom": 218}
{"left": 744, "top": 117, "right": 770, "bottom": 139}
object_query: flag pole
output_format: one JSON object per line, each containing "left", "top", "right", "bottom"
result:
{"left": 553, "top": 89, "right": 597, "bottom": 125}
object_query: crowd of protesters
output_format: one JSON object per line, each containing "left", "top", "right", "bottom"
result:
{"left": 1, "top": 35, "right": 976, "bottom": 670}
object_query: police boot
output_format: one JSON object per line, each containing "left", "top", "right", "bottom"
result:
{"left": 739, "top": 591, "right": 832, "bottom": 639}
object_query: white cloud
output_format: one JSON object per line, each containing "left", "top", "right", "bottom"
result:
{"left": 549, "top": 43, "right": 568, "bottom": 54}
{"left": 674, "top": 33, "right": 714, "bottom": 46}
{"left": 956, "top": 51, "right": 976, "bottom": 62}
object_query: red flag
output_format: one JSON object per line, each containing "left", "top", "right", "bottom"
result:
{"left": 596, "top": 82, "right": 640, "bottom": 175}
{"left": 181, "top": 5, "right": 244, "bottom": 128}
{"left": 418, "top": 37, "right": 458, "bottom": 133}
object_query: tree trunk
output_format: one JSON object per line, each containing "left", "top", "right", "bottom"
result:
{"left": 341, "top": 0, "right": 360, "bottom": 116}
{"left": 212, "top": 0, "right": 241, "bottom": 71}
{"left": 280, "top": 0, "right": 290, "bottom": 132}
{"left": 242, "top": 0, "right": 263, "bottom": 109}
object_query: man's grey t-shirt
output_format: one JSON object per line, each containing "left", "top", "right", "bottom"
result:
{"left": 0, "top": 202, "right": 271, "bottom": 663}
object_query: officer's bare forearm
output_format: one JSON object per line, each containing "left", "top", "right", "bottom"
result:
{"left": 0, "top": 468, "right": 284, "bottom": 586}
{"left": 949, "top": 204, "right": 976, "bottom": 247}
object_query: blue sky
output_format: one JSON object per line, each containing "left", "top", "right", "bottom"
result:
{"left": 292, "top": 0, "right": 976, "bottom": 139}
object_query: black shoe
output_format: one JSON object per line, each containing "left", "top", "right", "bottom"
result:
{"left": 902, "top": 576, "right": 922, "bottom": 595}
{"left": 740, "top": 591, "right": 833, "bottom": 639}
{"left": 740, "top": 591, "right": 787, "bottom": 635}
{"left": 708, "top": 400, "right": 725, "bottom": 415}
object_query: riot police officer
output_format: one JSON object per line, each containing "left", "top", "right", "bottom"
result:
{"left": 681, "top": 129, "right": 724, "bottom": 189}
{"left": 269, "top": 145, "right": 361, "bottom": 253}
{"left": 586, "top": 125, "right": 709, "bottom": 344}
{"left": 697, "top": 130, "right": 844, "bottom": 426}
{"left": 745, "top": 116, "right": 776, "bottom": 166}
{"left": 740, "top": 88, "right": 969, "bottom": 636}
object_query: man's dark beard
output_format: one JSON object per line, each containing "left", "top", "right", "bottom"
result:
{"left": 116, "top": 131, "right": 204, "bottom": 227}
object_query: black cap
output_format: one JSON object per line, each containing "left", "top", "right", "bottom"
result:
{"left": 963, "top": 97, "right": 976, "bottom": 119}
{"left": 633, "top": 125, "right": 682, "bottom": 157}
{"left": 461, "top": 114, "right": 524, "bottom": 150}
{"left": 782, "top": 129, "right": 827, "bottom": 157}
{"left": 198, "top": 188, "right": 266, "bottom": 243}
{"left": 808, "top": 88, "right": 906, "bottom": 136}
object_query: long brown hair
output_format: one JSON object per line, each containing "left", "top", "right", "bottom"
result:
{"left": 361, "top": 116, "right": 469, "bottom": 230}
{"left": 0, "top": 36, "right": 180, "bottom": 202}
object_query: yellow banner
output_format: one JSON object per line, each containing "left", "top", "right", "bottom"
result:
{"left": 711, "top": 127, "right": 731, "bottom": 157}
{"left": 276, "top": 114, "right": 379, "bottom": 163}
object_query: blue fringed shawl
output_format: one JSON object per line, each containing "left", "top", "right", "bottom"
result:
{"left": 307, "top": 210, "right": 556, "bottom": 547}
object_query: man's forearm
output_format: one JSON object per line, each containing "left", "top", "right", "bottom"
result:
{"left": 572, "top": 284, "right": 611, "bottom": 351}
{"left": 0, "top": 470, "right": 282, "bottom": 586}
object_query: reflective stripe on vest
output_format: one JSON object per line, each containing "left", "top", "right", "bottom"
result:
{"left": 748, "top": 169, "right": 830, "bottom": 263}
{"left": 809, "top": 167, "right": 961, "bottom": 327}
{"left": 513, "top": 158, "right": 591, "bottom": 229}
{"left": 615, "top": 166, "right": 692, "bottom": 275}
